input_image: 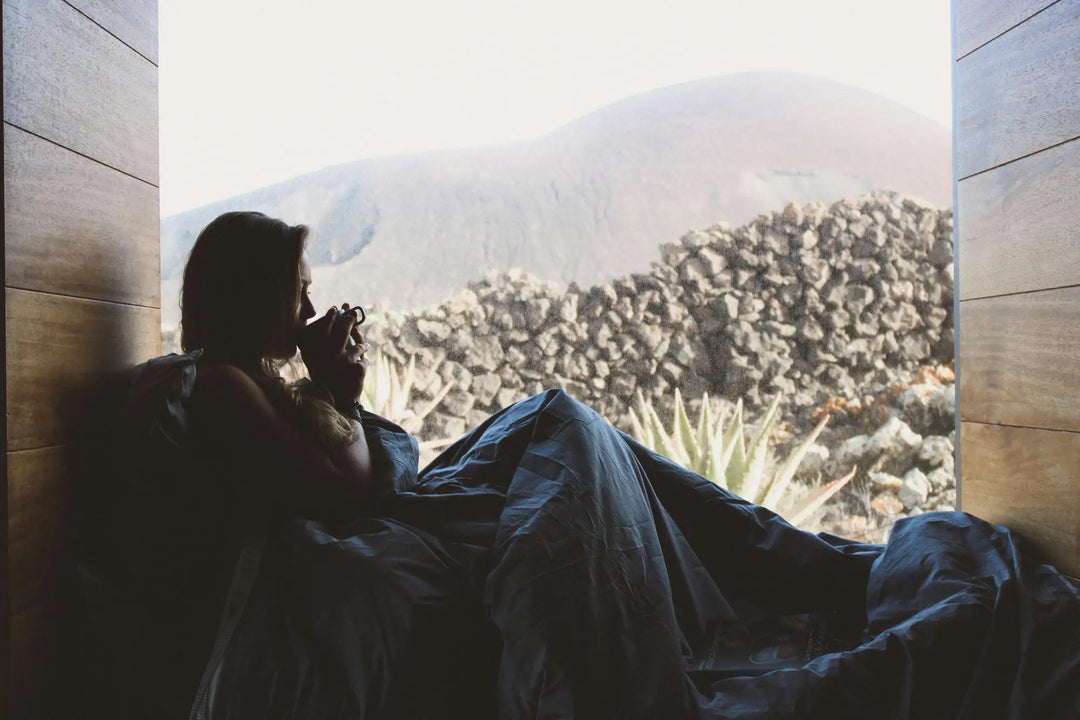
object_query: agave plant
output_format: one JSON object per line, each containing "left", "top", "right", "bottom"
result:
{"left": 628, "top": 389, "right": 854, "bottom": 527}
{"left": 362, "top": 353, "right": 453, "bottom": 431}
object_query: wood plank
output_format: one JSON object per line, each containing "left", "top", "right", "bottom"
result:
{"left": 4, "top": 124, "right": 160, "bottom": 306}
{"left": 2, "top": 0, "right": 158, "bottom": 184}
{"left": 1, "top": 450, "right": 7, "bottom": 711}
{"left": 958, "top": 138, "right": 1080, "bottom": 299}
{"left": 953, "top": 0, "right": 1057, "bottom": 58}
{"left": 954, "top": 0, "right": 1080, "bottom": 179}
{"left": 961, "top": 421, "right": 1080, "bottom": 577}
{"left": 7, "top": 446, "right": 72, "bottom": 616}
{"left": 5, "top": 289, "right": 161, "bottom": 451}
{"left": 959, "top": 287, "right": 1080, "bottom": 431}
{"left": 65, "top": 0, "right": 158, "bottom": 64}
{"left": 10, "top": 604, "right": 53, "bottom": 719}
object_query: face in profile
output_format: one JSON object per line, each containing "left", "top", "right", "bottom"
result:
{"left": 267, "top": 254, "right": 317, "bottom": 359}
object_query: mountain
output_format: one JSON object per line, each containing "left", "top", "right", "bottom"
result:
{"left": 160, "top": 72, "right": 950, "bottom": 325}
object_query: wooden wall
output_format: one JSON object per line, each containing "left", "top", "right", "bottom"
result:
{"left": 2, "top": 0, "right": 160, "bottom": 714}
{"left": 954, "top": 0, "right": 1080, "bottom": 578}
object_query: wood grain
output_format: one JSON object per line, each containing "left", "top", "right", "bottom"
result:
{"left": 4, "top": 124, "right": 160, "bottom": 306}
{"left": 953, "top": 0, "right": 1058, "bottom": 58}
{"left": 10, "top": 604, "right": 53, "bottom": 718}
{"left": 954, "top": 0, "right": 1080, "bottom": 179}
{"left": 7, "top": 447, "right": 71, "bottom": 616}
{"left": 961, "top": 421, "right": 1080, "bottom": 577}
{"left": 5, "top": 289, "right": 161, "bottom": 451}
{"left": 959, "top": 287, "right": 1080, "bottom": 431}
{"left": 957, "top": 137, "right": 1080, "bottom": 299}
{"left": 2, "top": 0, "right": 158, "bottom": 184}
{"left": 65, "top": 0, "right": 158, "bottom": 64}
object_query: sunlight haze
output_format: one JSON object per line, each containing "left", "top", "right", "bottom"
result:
{"left": 159, "top": 0, "right": 951, "bottom": 215}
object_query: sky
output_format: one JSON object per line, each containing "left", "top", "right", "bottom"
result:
{"left": 158, "top": 0, "right": 952, "bottom": 217}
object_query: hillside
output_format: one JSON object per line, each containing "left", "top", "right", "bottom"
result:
{"left": 161, "top": 72, "right": 950, "bottom": 324}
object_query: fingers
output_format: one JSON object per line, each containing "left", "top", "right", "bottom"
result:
{"left": 340, "top": 303, "right": 365, "bottom": 325}
{"left": 329, "top": 310, "right": 356, "bottom": 351}
{"left": 344, "top": 340, "right": 371, "bottom": 366}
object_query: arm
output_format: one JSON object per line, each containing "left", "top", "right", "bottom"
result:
{"left": 189, "top": 362, "right": 373, "bottom": 518}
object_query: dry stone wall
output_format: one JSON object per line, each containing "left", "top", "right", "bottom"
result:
{"left": 362, "top": 191, "right": 954, "bottom": 443}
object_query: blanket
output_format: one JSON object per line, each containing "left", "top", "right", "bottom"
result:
{"left": 83, "top": 354, "right": 1080, "bottom": 719}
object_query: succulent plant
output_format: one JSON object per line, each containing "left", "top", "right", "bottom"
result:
{"left": 362, "top": 353, "right": 453, "bottom": 432}
{"left": 628, "top": 389, "right": 854, "bottom": 528}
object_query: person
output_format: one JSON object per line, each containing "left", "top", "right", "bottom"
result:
{"left": 181, "top": 211, "right": 376, "bottom": 520}
{"left": 91, "top": 211, "right": 1079, "bottom": 720}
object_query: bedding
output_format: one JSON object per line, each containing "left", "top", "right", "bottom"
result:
{"left": 82, "top": 353, "right": 1080, "bottom": 719}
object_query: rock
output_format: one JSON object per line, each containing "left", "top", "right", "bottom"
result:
{"left": 797, "top": 317, "right": 825, "bottom": 343}
{"left": 917, "top": 435, "right": 954, "bottom": 471}
{"left": 823, "top": 309, "right": 851, "bottom": 330}
{"left": 929, "top": 236, "right": 953, "bottom": 268}
{"left": 466, "top": 409, "right": 492, "bottom": 428}
{"left": 879, "top": 302, "right": 921, "bottom": 333}
{"left": 609, "top": 374, "right": 636, "bottom": 397}
{"left": 794, "top": 444, "right": 830, "bottom": 477}
{"left": 556, "top": 295, "right": 579, "bottom": 323}
{"left": 397, "top": 322, "right": 424, "bottom": 354}
{"left": 870, "top": 472, "right": 903, "bottom": 491}
{"left": 634, "top": 323, "right": 665, "bottom": 352}
{"left": 446, "top": 327, "right": 474, "bottom": 357}
{"left": 831, "top": 434, "right": 870, "bottom": 471}
{"left": 441, "top": 389, "right": 477, "bottom": 417}
{"left": 496, "top": 387, "right": 524, "bottom": 410}
{"left": 549, "top": 348, "right": 576, "bottom": 375}
{"left": 800, "top": 256, "right": 830, "bottom": 289}
{"left": 697, "top": 247, "right": 727, "bottom": 275}
{"left": 897, "top": 383, "right": 955, "bottom": 434}
{"left": 425, "top": 412, "right": 465, "bottom": 440}
{"left": 471, "top": 372, "right": 502, "bottom": 406}
{"left": 845, "top": 285, "right": 875, "bottom": 314}
{"left": 464, "top": 335, "right": 503, "bottom": 371}
{"left": 799, "top": 229, "right": 818, "bottom": 250}
{"left": 926, "top": 466, "right": 954, "bottom": 492}
{"left": 439, "top": 360, "right": 473, "bottom": 392}
{"left": 783, "top": 202, "right": 804, "bottom": 226}
{"left": 525, "top": 297, "right": 552, "bottom": 328}
{"left": 871, "top": 492, "right": 904, "bottom": 516}
{"left": 417, "top": 318, "right": 451, "bottom": 342}
{"left": 898, "top": 468, "right": 931, "bottom": 510}
{"left": 866, "top": 417, "right": 923, "bottom": 458}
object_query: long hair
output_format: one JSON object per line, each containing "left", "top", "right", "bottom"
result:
{"left": 180, "top": 211, "right": 353, "bottom": 447}
{"left": 181, "top": 211, "right": 307, "bottom": 361}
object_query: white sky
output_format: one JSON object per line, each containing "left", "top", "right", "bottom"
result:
{"left": 159, "top": 0, "right": 953, "bottom": 216}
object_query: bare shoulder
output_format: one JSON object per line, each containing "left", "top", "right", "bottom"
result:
{"left": 193, "top": 361, "right": 261, "bottom": 398}
{"left": 189, "top": 361, "right": 278, "bottom": 434}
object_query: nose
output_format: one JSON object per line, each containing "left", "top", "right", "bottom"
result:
{"left": 300, "top": 295, "right": 317, "bottom": 322}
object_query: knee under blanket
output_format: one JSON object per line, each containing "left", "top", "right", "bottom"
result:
{"left": 97, "top": 356, "right": 1080, "bottom": 719}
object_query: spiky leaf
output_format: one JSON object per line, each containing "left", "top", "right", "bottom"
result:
{"left": 786, "top": 467, "right": 856, "bottom": 527}
{"left": 761, "top": 413, "right": 830, "bottom": 510}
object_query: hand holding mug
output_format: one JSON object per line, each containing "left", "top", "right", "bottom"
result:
{"left": 299, "top": 304, "right": 369, "bottom": 406}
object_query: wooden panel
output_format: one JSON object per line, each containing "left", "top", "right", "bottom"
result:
{"left": 961, "top": 421, "right": 1080, "bottom": 577}
{"left": 4, "top": 124, "right": 160, "bottom": 306}
{"left": 958, "top": 138, "right": 1080, "bottom": 299}
{"left": 6, "top": 289, "right": 161, "bottom": 451}
{"left": 2, "top": 0, "right": 158, "bottom": 184}
{"left": 959, "top": 287, "right": 1080, "bottom": 431}
{"left": 955, "top": 0, "right": 1080, "bottom": 178}
{"left": 953, "top": 0, "right": 1057, "bottom": 58}
{"left": 7, "top": 447, "right": 71, "bottom": 616}
{"left": 10, "top": 604, "right": 54, "bottom": 718}
{"left": 65, "top": 0, "right": 158, "bottom": 64}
